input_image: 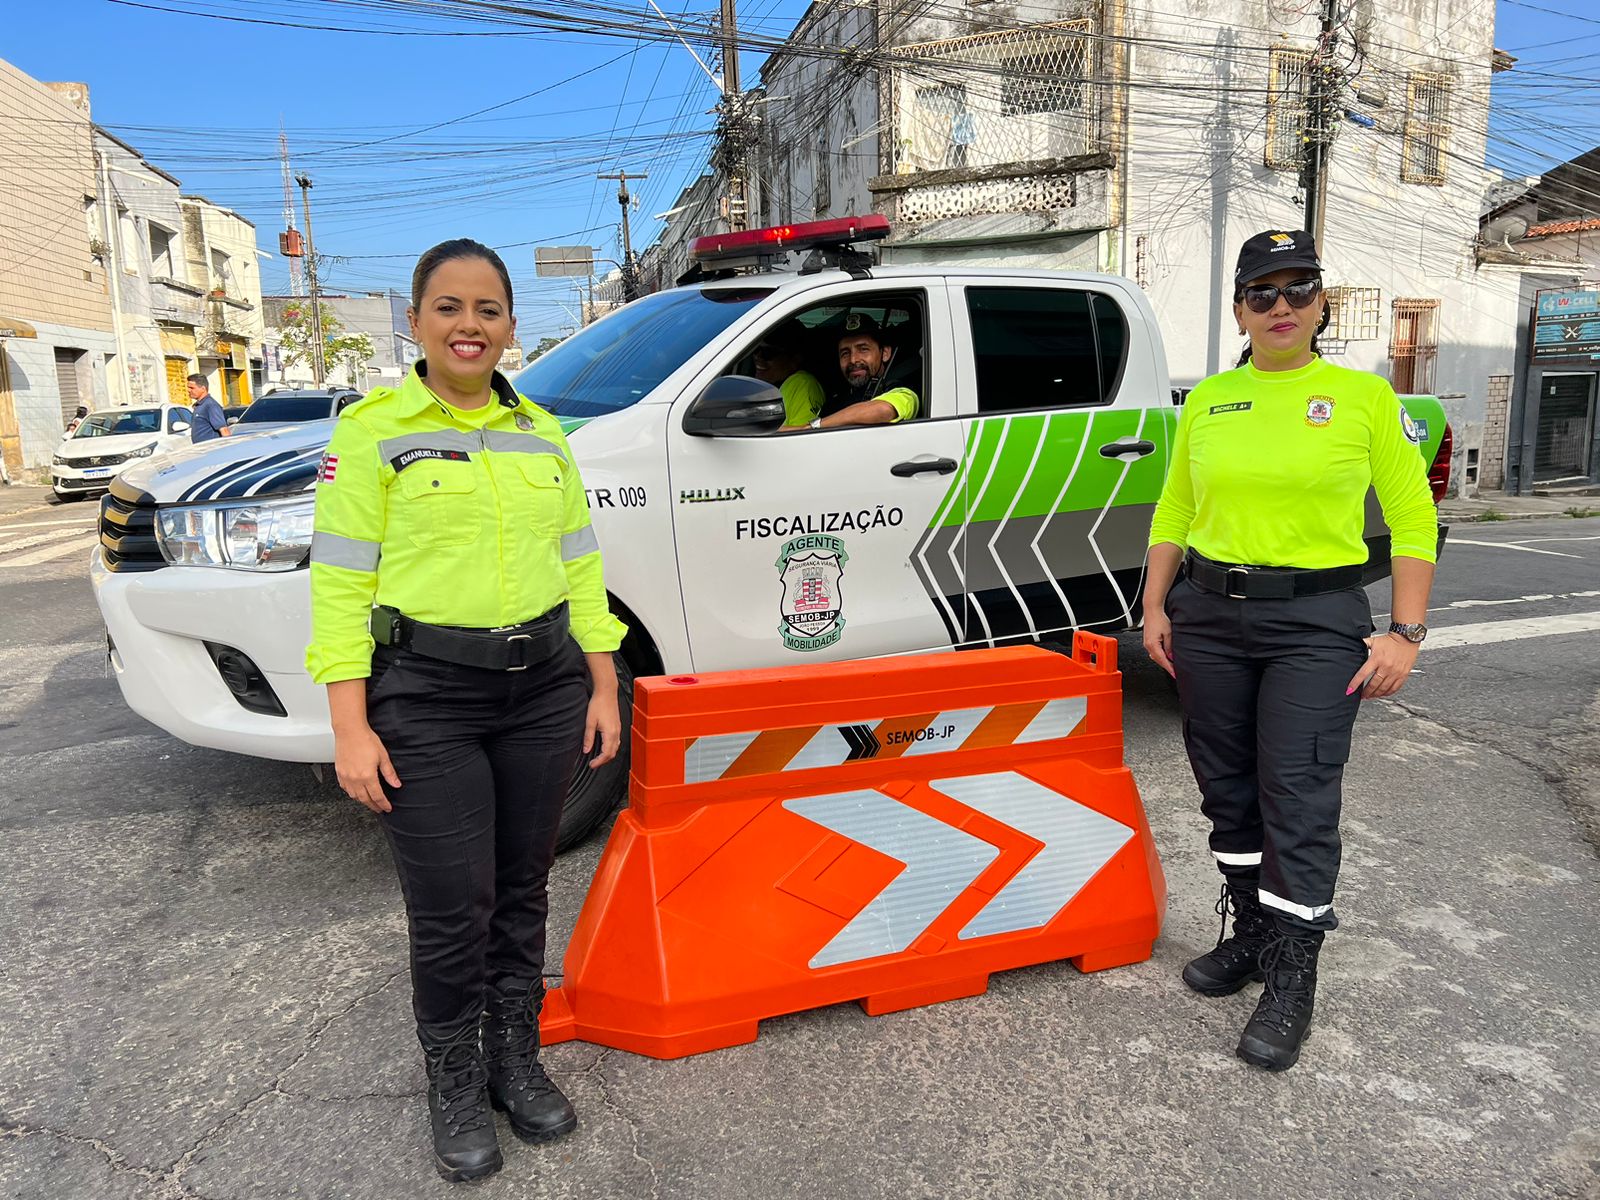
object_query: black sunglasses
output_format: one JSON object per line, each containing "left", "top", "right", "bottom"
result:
{"left": 1239, "top": 278, "right": 1322, "bottom": 313}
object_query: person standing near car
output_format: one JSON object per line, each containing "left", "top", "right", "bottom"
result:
{"left": 1141, "top": 230, "right": 1437, "bottom": 1072}
{"left": 185, "top": 375, "right": 230, "bottom": 443}
{"left": 305, "top": 238, "right": 625, "bottom": 1182}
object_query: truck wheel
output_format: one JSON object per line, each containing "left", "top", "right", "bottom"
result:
{"left": 554, "top": 652, "right": 634, "bottom": 854}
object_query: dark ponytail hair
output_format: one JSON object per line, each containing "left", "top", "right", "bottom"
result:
{"left": 1234, "top": 287, "right": 1330, "bottom": 367}
{"left": 411, "top": 238, "right": 514, "bottom": 314}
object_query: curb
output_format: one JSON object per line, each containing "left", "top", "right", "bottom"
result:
{"left": 1440, "top": 511, "right": 1587, "bottom": 523}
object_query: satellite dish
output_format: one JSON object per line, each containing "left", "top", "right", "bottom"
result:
{"left": 1483, "top": 215, "right": 1529, "bottom": 246}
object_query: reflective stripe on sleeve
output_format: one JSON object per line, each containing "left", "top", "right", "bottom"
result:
{"left": 1212, "top": 849, "right": 1264, "bottom": 866}
{"left": 1258, "top": 888, "right": 1332, "bottom": 921}
{"left": 561, "top": 525, "right": 599, "bottom": 561}
{"left": 311, "top": 530, "right": 381, "bottom": 572}
{"left": 485, "top": 430, "right": 566, "bottom": 460}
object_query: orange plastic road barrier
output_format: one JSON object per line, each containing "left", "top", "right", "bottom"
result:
{"left": 539, "top": 635, "right": 1165, "bottom": 1059}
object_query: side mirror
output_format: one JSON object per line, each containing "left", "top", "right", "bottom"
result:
{"left": 682, "top": 375, "right": 786, "bottom": 438}
{"left": 172, "top": 421, "right": 191, "bottom": 432}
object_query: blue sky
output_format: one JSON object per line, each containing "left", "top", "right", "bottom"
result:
{"left": 6, "top": 0, "right": 1596, "bottom": 340}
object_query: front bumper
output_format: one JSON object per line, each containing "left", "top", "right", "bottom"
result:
{"left": 53, "top": 461, "right": 130, "bottom": 493}
{"left": 91, "top": 546, "right": 334, "bottom": 761}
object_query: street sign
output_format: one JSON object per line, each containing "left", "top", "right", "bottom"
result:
{"left": 535, "top": 246, "right": 595, "bottom": 278}
{"left": 1531, "top": 287, "right": 1600, "bottom": 364}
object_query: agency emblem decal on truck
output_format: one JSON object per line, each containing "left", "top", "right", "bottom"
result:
{"left": 776, "top": 534, "right": 848, "bottom": 651}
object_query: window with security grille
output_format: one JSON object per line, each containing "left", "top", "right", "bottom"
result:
{"left": 1325, "top": 286, "right": 1381, "bottom": 340}
{"left": 1001, "top": 50, "right": 1087, "bottom": 116}
{"left": 1265, "top": 48, "right": 1312, "bottom": 171}
{"left": 895, "top": 19, "right": 1101, "bottom": 172}
{"left": 1389, "top": 298, "right": 1440, "bottom": 394}
{"left": 1402, "top": 73, "right": 1452, "bottom": 185}
{"left": 815, "top": 130, "right": 831, "bottom": 215}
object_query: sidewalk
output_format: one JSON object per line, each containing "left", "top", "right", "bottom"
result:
{"left": 1438, "top": 490, "right": 1597, "bottom": 523}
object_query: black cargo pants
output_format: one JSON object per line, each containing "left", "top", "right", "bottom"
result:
{"left": 366, "top": 636, "right": 590, "bottom": 1047}
{"left": 1166, "top": 573, "right": 1373, "bottom": 932}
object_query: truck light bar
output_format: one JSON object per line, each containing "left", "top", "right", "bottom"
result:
{"left": 691, "top": 215, "right": 891, "bottom": 264}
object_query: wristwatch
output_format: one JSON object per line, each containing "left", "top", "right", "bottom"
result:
{"left": 1388, "top": 621, "right": 1428, "bottom": 644}
{"left": 808, "top": 418, "right": 823, "bottom": 430}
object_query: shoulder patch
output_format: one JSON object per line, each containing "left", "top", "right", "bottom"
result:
{"left": 1399, "top": 405, "right": 1422, "bottom": 444}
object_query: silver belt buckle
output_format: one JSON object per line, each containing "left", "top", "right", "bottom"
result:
{"left": 1224, "top": 566, "right": 1251, "bottom": 599}
{"left": 504, "top": 632, "right": 533, "bottom": 671}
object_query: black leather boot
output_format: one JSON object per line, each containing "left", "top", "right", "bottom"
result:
{"left": 483, "top": 981, "right": 578, "bottom": 1143}
{"left": 1182, "top": 880, "right": 1273, "bottom": 996}
{"left": 1236, "top": 925, "right": 1325, "bottom": 1072}
{"left": 422, "top": 1025, "right": 503, "bottom": 1183}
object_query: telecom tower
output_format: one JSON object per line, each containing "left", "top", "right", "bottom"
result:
{"left": 279, "top": 126, "right": 305, "bottom": 296}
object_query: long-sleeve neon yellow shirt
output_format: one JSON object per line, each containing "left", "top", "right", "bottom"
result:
{"left": 305, "top": 365, "right": 626, "bottom": 684}
{"left": 1148, "top": 356, "right": 1438, "bottom": 568}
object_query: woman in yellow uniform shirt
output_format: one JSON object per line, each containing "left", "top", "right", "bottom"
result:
{"left": 306, "top": 239, "right": 625, "bottom": 1181}
{"left": 1143, "top": 230, "right": 1437, "bottom": 1072}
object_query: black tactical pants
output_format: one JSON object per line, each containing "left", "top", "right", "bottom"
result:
{"left": 1167, "top": 574, "right": 1373, "bottom": 932}
{"left": 367, "top": 637, "right": 590, "bottom": 1046}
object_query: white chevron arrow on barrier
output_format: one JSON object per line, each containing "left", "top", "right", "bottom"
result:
{"left": 784, "top": 772, "right": 1136, "bottom": 968}
{"left": 939, "top": 772, "right": 1135, "bottom": 940}
{"left": 784, "top": 790, "right": 999, "bottom": 969}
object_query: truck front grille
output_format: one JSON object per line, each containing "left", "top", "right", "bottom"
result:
{"left": 99, "top": 479, "right": 164, "bottom": 573}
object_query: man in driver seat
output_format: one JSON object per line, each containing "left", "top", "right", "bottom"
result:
{"left": 780, "top": 313, "right": 919, "bottom": 431}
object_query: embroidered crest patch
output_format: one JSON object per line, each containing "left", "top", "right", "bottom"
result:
{"left": 1305, "top": 396, "right": 1335, "bottom": 427}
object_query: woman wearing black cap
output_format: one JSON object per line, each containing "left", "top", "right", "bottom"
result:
{"left": 1141, "top": 230, "right": 1438, "bottom": 1071}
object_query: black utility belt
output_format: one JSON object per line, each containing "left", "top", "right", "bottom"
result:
{"left": 1183, "top": 552, "right": 1364, "bottom": 600}
{"left": 371, "top": 603, "right": 569, "bottom": 672}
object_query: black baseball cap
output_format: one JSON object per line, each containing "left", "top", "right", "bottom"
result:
{"left": 837, "top": 312, "right": 884, "bottom": 342}
{"left": 1234, "top": 230, "right": 1322, "bottom": 286}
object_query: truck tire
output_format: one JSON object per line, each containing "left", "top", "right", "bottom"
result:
{"left": 554, "top": 652, "right": 634, "bottom": 854}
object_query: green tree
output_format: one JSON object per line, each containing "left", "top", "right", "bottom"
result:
{"left": 526, "top": 335, "right": 565, "bottom": 364}
{"left": 277, "top": 301, "right": 375, "bottom": 384}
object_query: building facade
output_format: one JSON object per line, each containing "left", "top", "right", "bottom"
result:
{"left": 0, "top": 64, "right": 116, "bottom": 474}
{"left": 182, "top": 196, "right": 265, "bottom": 405}
{"left": 655, "top": 0, "right": 1521, "bottom": 493}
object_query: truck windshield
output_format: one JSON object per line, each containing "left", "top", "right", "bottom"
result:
{"left": 511, "top": 287, "right": 772, "bottom": 418}
{"left": 75, "top": 410, "right": 161, "bottom": 437}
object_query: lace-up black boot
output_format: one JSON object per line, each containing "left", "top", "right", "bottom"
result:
{"left": 422, "top": 1025, "right": 502, "bottom": 1183}
{"left": 1236, "top": 925, "right": 1325, "bottom": 1071}
{"left": 483, "top": 981, "right": 578, "bottom": 1143}
{"left": 1182, "top": 879, "right": 1273, "bottom": 996}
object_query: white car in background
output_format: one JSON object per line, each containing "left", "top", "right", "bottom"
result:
{"left": 53, "top": 404, "right": 194, "bottom": 500}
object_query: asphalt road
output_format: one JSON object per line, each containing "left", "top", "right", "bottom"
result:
{"left": 1, "top": 503, "right": 1596, "bottom": 1200}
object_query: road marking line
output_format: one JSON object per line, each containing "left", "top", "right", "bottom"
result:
{"left": 0, "top": 517, "right": 99, "bottom": 532}
{"left": 1513, "top": 536, "right": 1600, "bottom": 543}
{"left": 2, "top": 535, "right": 96, "bottom": 569}
{"left": 1427, "top": 611, "right": 1600, "bottom": 649}
{"left": 0, "top": 530, "right": 84, "bottom": 554}
{"left": 1448, "top": 538, "right": 1580, "bottom": 559}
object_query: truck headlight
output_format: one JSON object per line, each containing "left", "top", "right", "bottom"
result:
{"left": 129, "top": 442, "right": 159, "bottom": 458}
{"left": 155, "top": 494, "right": 317, "bottom": 572}
{"left": 52, "top": 453, "right": 67, "bottom": 466}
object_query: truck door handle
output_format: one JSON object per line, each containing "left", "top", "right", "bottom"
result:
{"left": 891, "top": 457, "right": 958, "bottom": 477}
{"left": 1098, "top": 439, "right": 1157, "bottom": 459}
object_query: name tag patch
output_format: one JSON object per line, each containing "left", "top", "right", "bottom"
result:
{"left": 392, "top": 447, "right": 471, "bottom": 473}
{"left": 1209, "top": 402, "right": 1253, "bottom": 414}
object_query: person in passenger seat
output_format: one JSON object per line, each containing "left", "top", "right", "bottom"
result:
{"left": 752, "top": 321, "right": 826, "bottom": 428}
{"left": 782, "top": 313, "right": 919, "bottom": 431}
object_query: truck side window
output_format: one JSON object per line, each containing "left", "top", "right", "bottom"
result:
{"left": 967, "top": 287, "right": 1126, "bottom": 413}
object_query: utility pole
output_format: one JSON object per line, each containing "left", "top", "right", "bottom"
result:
{"left": 596, "top": 171, "right": 647, "bottom": 301}
{"left": 1300, "top": 0, "right": 1340, "bottom": 246}
{"left": 717, "top": 0, "right": 749, "bottom": 232}
{"left": 294, "top": 173, "right": 327, "bottom": 385}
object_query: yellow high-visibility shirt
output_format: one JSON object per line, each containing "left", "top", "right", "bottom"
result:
{"left": 779, "top": 370, "right": 826, "bottom": 426}
{"left": 1148, "top": 357, "right": 1438, "bottom": 568}
{"left": 305, "top": 364, "right": 626, "bottom": 684}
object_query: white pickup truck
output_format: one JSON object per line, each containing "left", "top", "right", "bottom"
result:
{"left": 91, "top": 217, "right": 1451, "bottom": 849}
